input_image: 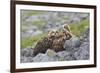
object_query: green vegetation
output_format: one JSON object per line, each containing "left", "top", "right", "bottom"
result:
{"left": 69, "top": 19, "right": 89, "bottom": 36}
{"left": 21, "top": 33, "right": 47, "bottom": 48}
{"left": 22, "top": 10, "right": 45, "bottom": 16}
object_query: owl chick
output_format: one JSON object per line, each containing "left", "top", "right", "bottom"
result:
{"left": 63, "top": 24, "right": 73, "bottom": 40}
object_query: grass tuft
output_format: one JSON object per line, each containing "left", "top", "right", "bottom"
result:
{"left": 69, "top": 19, "right": 89, "bottom": 36}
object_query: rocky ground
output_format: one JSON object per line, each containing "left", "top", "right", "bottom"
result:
{"left": 20, "top": 28, "right": 89, "bottom": 63}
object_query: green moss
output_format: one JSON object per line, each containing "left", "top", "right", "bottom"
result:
{"left": 69, "top": 19, "right": 89, "bottom": 36}
{"left": 47, "top": 49, "right": 56, "bottom": 57}
{"left": 21, "top": 33, "right": 47, "bottom": 48}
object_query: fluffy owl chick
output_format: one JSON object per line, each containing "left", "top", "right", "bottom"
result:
{"left": 48, "top": 29, "right": 58, "bottom": 38}
{"left": 63, "top": 24, "right": 73, "bottom": 39}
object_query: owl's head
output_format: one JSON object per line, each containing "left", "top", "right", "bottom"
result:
{"left": 63, "top": 24, "right": 71, "bottom": 32}
{"left": 48, "top": 29, "right": 58, "bottom": 37}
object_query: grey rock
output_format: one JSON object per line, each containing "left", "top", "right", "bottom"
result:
{"left": 21, "top": 56, "right": 28, "bottom": 63}
{"left": 40, "top": 56, "right": 57, "bottom": 62}
{"left": 57, "top": 51, "right": 69, "bottom": 58}
{"left": 73, "top": 28, "right": 90, "bottom": 60}
{"left": 64, "top": 54, "right": 76, "bottom": 61}
{"left": 74, "top": 43, "right": 89, "bottom": 60}
{"left": 33, "top": 53, "right": 57, "bottom": 62}
{"left": 56, "top": 50, "right": 77, "bottom": 61}
{"left": 63, "top": 36, "right": 81, "bottom": 51}
{"left": 33, "top": 53, "right": 45, "bottom": 62}
{"left": 71, "top": 36, "right": 81, "bottom": 47}
{"left": 21, "top": 48, "right": 33, "bottom": 57}
{"left": 80, "top": 27, "right": 89, "bottom": 42}
{"left": 21, "top": 56, "right": 33, "bottom": 63}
